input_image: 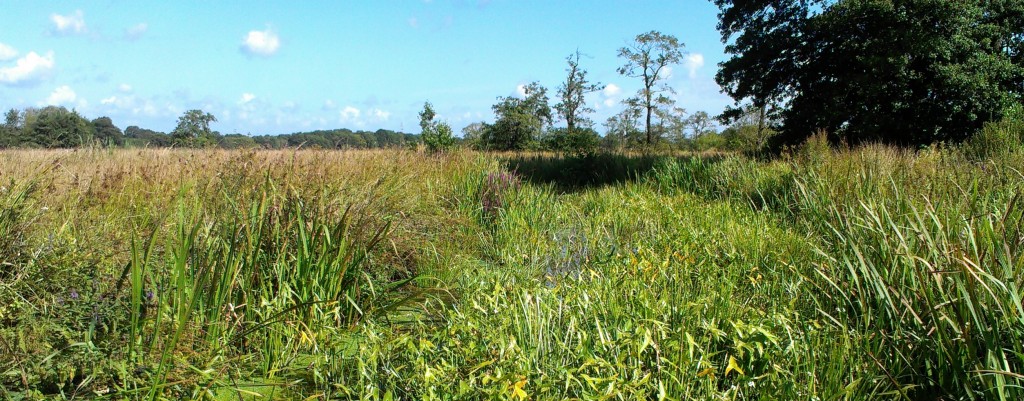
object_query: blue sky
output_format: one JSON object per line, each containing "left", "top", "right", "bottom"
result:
{"left": 0, "top": 1, "right": 733, "bottom": 135}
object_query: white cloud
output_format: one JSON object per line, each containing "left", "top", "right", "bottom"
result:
{"left": 241, "top": 29, "right": 280, "bottom": 57}
{"left": 659, "top": 66, "right": 674, "bottom": 80}
{"left": 125, "top": 23, "right": 148, "bottom": 40}
{"left": 515, "top": 84, "right": 527, "bottom": 97}
{"left": 118, "top": 83, "right": 133, "bottom": 93}
{"left": 371, "top": 108, "right": 390, "bottom": 120}
{"left": 603, "top": 98, "right": 616, "bottom": 107}
{"left": 603, "top": 83, "right": 621, "bottom": 97}
{"left": 101, "top": 96, "right": 117, "bottom": 105}
{"left": 51, "top": 10, "right": 87, "bottom": 35}
{"left": 340, "top": 106, "right": 361, "bottom": 121}
{"left": 0, "top": 43, "right": 17, "bottom": 61}
{"left": 0, "top": 51, "right": 55, "bottom": 86}
{"left": 322, "top": 99, "right": 336, "bottom": 110}
{"left": 45, "top": 85, "right": 77, "bottom": 106}
{"left": 240, "top": 92, "right": 256, "bottom": 103}
{"left": 683, "top": 53, "right": 705, "bottom": 78}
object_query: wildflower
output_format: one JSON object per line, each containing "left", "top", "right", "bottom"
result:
{"left": 69, "top": 289, "right": 79, "bottom": 300}
{"left": 481, "top": 171, "right": 520, "bottom": 219}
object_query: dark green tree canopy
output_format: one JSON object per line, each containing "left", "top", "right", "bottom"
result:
{"left": 715, "top": 0, "right": 1024, "bottom": 146}
{"left": 21, "top": 106, "right": 94, "bottom": 148}
{"left": 92, "top": 116, "right": 125, "bottom": 146}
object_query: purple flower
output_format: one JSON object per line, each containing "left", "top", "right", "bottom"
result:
{"left": 69, "top": 289, "right": 79, "bottom": 300}
{"left": 481, "top": 171, "right": 520, "bottom": 218}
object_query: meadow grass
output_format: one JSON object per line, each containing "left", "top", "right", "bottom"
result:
{"left": 0, "top": 142, "right": 1021, "bottom": 400}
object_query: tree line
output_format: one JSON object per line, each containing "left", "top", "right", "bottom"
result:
{"left": 0, "top": 106, "right": 420, "bottom": 150}
{"left": 422, "top": 31, "right": 736, "bottom": 155}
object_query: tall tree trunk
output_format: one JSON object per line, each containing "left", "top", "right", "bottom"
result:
{"left": 646, "top": 105, "right": 653, "bottom": 145}
{"left": 757, "top": 106, "right": 766, "bottom": 147}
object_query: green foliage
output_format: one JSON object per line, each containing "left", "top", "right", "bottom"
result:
{"left": 0, "top": 109, "right": 21, "bottom": 148}
{"left": 419, "top": 102, "right": 456, "bottom": 153}
{"left": 602, "top": 106, "right": 644, "bottom": 150}
{"left": 91, "top": 116, "right": 124, "bottom": 147}
{"left": 19, "top": 106, "right": 94, "bottom": 148}
{"left": 964, "top": 103, "right": 1024, "bottom": 160}
{"left": 710, "top": 104, "right": 778, "bottom": 153}
{"left": 554, "top": 51, "right": 601, "bottom": 134}
{"left": 715, "top": 0, "right": 1024, "bottom": 146}
{"left": 171, "top": 109, "right": 217, "bottom": 147}
{"left": 543, "top": 127, "right": 599, "bottom": 157}
{"left": 483, "top": 82, "right": 552, "bottom": 151}
{"left": 461, "top": 122, "right": 486, "bottom": 150}
{"left": 618, "top": 30, "right": 686, "bottom": 146}
{"left": 124, "top": 125, "right": 172, "bottom": 147}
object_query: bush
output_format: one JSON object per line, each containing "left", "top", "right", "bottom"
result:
{"left": 964, "top": 104, "right": 1024, "bottom": 161}
{"left": 543, "top": 127, "right": 599, "bottom": 156}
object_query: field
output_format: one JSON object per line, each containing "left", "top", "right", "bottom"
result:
{"left": 1, "top": 140, "right": 1023, "bottom": 400}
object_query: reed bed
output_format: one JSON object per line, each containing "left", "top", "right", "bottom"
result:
{"left": 1, "top": 140, "right": 1021, "bottom": 399}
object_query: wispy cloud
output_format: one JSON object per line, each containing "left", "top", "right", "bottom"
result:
{"left": 51, "top": 10, "right": 87, "bottom": 36}
{"left": 683, "top": 53, "right": 705, "bottom": 78}
{"left": 0, "top": 43, "right": 17, "bottom": 62}
{"left": 124, "top": 23, "right": 148, "bottom": 40}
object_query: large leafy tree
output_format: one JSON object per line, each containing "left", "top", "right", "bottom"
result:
{"left": 171, "top": 109, "right": 217, "bottom": 147}
{"left": 617, "top": 31, "right": 686, "bottom": 146}
{"left": 484, "top": 82, "right": 552, "bottom": 151}
{"left": 91, "top": 116, "right": 124, "bottom": 146}
{"left": 555, "top": 51, "right": 602, "bottom": 135}
{"left": 22, "top": 106, "right": 94, "bottom": 148}
{"left": 715, "top": 0, "right": 1024, "bottom": 146}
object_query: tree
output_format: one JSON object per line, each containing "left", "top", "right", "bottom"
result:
{"left": 484, "top": 82, "right": 552, "bottom": 151}
{"left": 714, "top": 0, "right": 1024, "bottom": 146}
{"left": 91, "top": 117, "right": 124, "bottom": 146}
{"left": 461, "top": 122, "right": 486, "bottom": 149}
{"left": 603, "top": 106, "right": 643, "bottom": 150}
{"left": 655, "top": 105, "right": 688, "bottom": 148}
{"left": 685, "top": 111, "right": 714, "bottom": 139}
{"left": 125, "top": 126, "right": 172, "bottom": 147}
{"left": 617, "top": 31, "right": 686, "bottom": 146}
{"left": 721, "top": 104, "right": 776, "bottom": 151}
{"left": 418, "top": 101, "right": 456, "bottom": 153}
{"left": 22, "top": 106, "right": 93, "bottom": 148}
{"left": 171, "top": 109, "right": 217, "bottom": 147}
{"left": 555, "top": 51, "right": 602, "bottom": 135}
{"left": 0, "top": 109, "right": 21, "bottom": 147}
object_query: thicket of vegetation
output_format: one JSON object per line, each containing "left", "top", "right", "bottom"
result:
{"left": 1, "top": 110, "right": 1022, "bottom": 399}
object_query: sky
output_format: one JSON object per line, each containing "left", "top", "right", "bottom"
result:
{"left": 0, "top": 1, "right": 735, "bottom": 136}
